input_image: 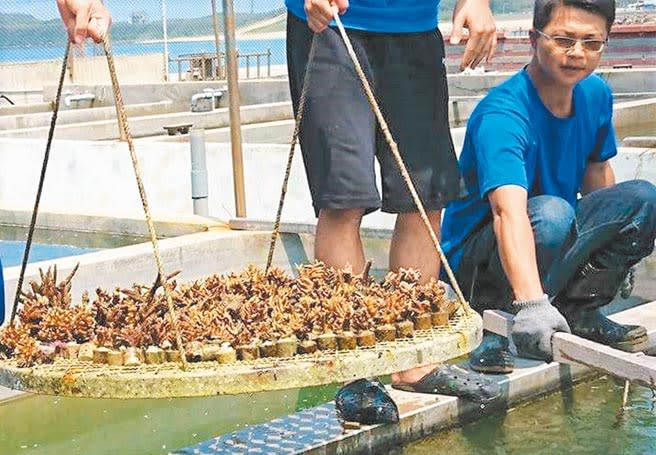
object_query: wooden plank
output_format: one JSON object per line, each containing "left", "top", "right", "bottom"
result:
{"left": 483, "top": 302, "right": 656, "bottom": 389}
{"left": 552, "top": 333, "right": 656, "bottom": 389}
{"left": 484, "top": 301, "right": 656, "bottom": 340}
{"left": 483, "top": 309, "right": 514, "bottom": 338}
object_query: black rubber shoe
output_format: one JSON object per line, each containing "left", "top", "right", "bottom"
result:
{"left": 569, "top": 308, "right": 648, "bottom": 350}
{"left": 335, "top": 378, "right": 399, "bottom": 425}
{"left": 469, "top": 332, "right": 514, "bottom": 374}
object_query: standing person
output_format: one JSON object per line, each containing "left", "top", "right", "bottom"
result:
{"left": 286, "top": 0, "right": 496, "bottom": 281}
{"left": 286, "top": 0, "right": 499, "bottom": 396}
{"left": 441, "top": 0, "right": 656, "bottom": 374}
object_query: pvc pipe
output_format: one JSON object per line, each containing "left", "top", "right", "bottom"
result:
{"left": 190, "top": 128, "right": 209, "bottom": 216}
{"left": 190, "top": 89, "right": 223, "bottom": 111}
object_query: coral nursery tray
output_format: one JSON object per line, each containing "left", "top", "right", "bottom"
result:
{"left": 0, "top": 310, "right": 481, "bottom": 399}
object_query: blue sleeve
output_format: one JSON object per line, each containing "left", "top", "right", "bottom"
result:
{"left": 589, "top": 84, "right": 617, "bottom": 162}
{"left": 473, "top": 113, "right": 530, "bottom": 198}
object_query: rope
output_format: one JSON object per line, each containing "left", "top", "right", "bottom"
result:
{"left": 10, "top": 44, "right": 71, "bottom": 324}
{"left": 265, "top": 34, "right": 318, "bottom": 271}
{"left": 332, "top": 14, "right": 471, "bottom": 313}
{"left": 265, "top": 14, "right": 470, "bottom": 312}
{"left": 100, "top": 36, "right": 189, "bottom": 370}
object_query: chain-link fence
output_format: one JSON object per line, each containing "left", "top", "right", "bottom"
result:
{"left": 1, "top": 0, "right": 288, "bottom": 92}
{"left": 1, "top": 1, "right": 655, "bottom": 95}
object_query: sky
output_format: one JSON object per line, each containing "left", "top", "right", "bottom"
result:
{"left": 1, "top": 0, "right": 287, "bottom": 21}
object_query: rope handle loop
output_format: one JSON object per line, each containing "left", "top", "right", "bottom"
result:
{"left": 11, "top": 35, "right": 190, "bottom": 371}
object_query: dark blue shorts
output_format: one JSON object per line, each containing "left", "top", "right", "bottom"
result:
{"left": 286, "top": 12, "right": 464, "bottom": 216}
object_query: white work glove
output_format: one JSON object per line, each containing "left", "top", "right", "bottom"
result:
{"left": 511, "top": 294, "right": 571, "bottom": 362}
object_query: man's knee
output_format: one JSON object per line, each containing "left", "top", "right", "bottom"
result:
{"left": 528, "top": 195, "right": 575, "bottom": 250}
{"left": 630, "top": 179, "right": 656, "bottom": 224}
{"left": 395, "top": 210, "right": 441, "bottom": 231}
{"left": 617, "top": 179, "right": 656, "bottom": 241}
{"left": 318, "top": 208, "right": 365, "bottom": 228}
{"left": 617, "top": 179, "right": 656, "bottom": 203}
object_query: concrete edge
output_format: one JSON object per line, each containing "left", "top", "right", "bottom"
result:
{"left": 228, "top": 218, "right": 393, "bottom": 239}
{"left": 621, "top": 138, "right": 656, "bottom": 148}
{"left": 0, "top": 209, "right": 228, "bottom": 238}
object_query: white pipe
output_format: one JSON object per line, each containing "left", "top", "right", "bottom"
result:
{"left": 190, "top": 128, "right": 209, "bottom": 216}
{"left": 190, "top": 92, "right": 214, "bottom": 104}
{"left": 190, "top": 89, "right": 224, "bottom": 110}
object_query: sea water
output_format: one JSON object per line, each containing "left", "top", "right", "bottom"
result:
{"left": 0, "top": 225, "right": 149, "bottom": 267}
{"left": 0, "top": 37, "right": 288, "bottom": 74}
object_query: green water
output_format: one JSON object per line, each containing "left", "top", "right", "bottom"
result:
{"left": 0, "top": 384, "right": 341, "bottom": 455}
{"left": 403, "top": 376, "right": 656, "bottom": 455}
{"left": 2, "top": 376, "right": 654, "bottom": 454}
{"left": 0, "top": 225, "right": 149, "bottom": 251}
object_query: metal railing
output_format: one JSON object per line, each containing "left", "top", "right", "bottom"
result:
{"left": 240, "top": 49, "right": 272, "bottom": 79}
{"left": 174, "top": 48, "right": 271, "bottom": 81}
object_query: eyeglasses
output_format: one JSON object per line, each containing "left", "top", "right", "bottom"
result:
{"left": 535, "top": 29, "right": 607, "bottom": 53}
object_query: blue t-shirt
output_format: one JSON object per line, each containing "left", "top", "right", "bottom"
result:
{"left": 285, "top": 0, "right": 440, "bottom": 33}
{"left": 441, "top": 69, "right": 617, "bottom": 272}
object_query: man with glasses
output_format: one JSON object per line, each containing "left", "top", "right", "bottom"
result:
{"left": 442, "top": 0, "right": 656, "bottom": 372}
{"left": 534, "top": 28, "right": 607, "bottom": 52}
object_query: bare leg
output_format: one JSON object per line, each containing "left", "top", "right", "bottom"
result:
{"left": 390, "top": 210, "right": 443, "bottom": 384}
{"left": 389, "top": 211, "right": 442, "bottom": 284}
{"left": 315, "top": 208, "right": 366, "bottom": 273}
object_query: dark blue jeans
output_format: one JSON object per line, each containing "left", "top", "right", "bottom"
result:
{"left": 456, "top": 180, "right": 656, "bottom": 314}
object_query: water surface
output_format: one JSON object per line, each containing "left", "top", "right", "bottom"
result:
{"left": 0, "top": 225, "right": 149, "bottom": 267}
{"left": 403, "top": 376, "right": 656, "bottom": 455}
{"left": 0, "top": 384, "right": 340, "bottom": 455}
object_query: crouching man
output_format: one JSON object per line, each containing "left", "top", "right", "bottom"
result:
{"left": 441, "top": 0, "right": 656, "bottom": 372}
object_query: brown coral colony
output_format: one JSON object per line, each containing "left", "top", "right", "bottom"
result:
{"left": 0, "top": 262, "right": 458, "bottom": 367}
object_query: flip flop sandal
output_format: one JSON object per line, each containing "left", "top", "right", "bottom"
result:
{"left": 335, "top": 377, "right": 399, "bottom": 425}
{"left": 391, "top": 364, "right": 502, "bottom": 404}
{"left": 469, "top": 333, "right": 514, "bottom": 374}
